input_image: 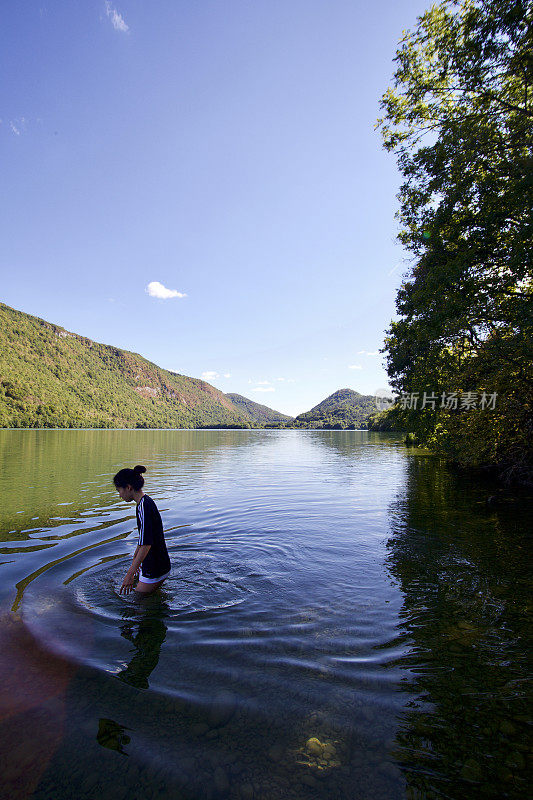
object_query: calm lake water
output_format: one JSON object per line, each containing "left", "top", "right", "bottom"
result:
{"left": 0, "top": 429, "right": 531, "bottom": 800}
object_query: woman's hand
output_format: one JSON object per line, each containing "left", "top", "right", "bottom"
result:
{"left": 120, "top": 571, "right": 136, "bottom": 594}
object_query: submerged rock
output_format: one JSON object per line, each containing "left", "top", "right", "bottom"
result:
{"left": 267, "top": 744, "right": 284, "bottom": 762}
{"left": 306, "top": 737, "right": 323, "bottom": 757}
{"left": 207, "top": 690, "right": 237, "bottom": 728}
{"left": 213, "top": 766, "right": 230, "bottom": 793}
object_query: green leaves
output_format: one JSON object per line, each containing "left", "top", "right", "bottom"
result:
{"left": 377, "top": 0, "right": 533, "bottom": 485}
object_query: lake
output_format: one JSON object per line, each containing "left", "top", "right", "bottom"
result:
{"left": 0, "top": 429, "right": 530, "bottom": 800}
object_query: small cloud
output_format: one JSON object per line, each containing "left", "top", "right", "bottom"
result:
{"left": 252, "top": 386, "right": 275, "bottom": 393}
{"left": 256, "top": 380, "right": 271, "bottom": 385}
{"left": 10, "top": 121, "right": 20, "bottom": 136}
{"left": 223, "top": 373, "right": 231, "bottom": 378}
{"left": 286, "top": 378, "right": 296, "bottom": 383}
{"left": 275, "top": 377, "right": 285, "bottom": 381}
{"left": 146, "top": 281, "right": 187, "bottom": 300}
{"left": 348, "top": 364, "right": 363, "bottom": 370}
{"left": 367, "top": 351, "right": 379, "bottom": 356}
{"left": 202, "top": 371, "right": 219, "bottom": 380}
{"left": 357, "top": 350, "right": 366, "bottom": 355}
{"left": 105, "top": 1, "right": 129, "bottom": 32}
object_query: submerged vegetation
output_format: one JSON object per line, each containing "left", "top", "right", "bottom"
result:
{"left": 375, "top": 0, "right": 533, "bottom": 485}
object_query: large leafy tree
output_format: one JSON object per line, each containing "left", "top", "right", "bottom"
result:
{"left": 376, "top": 0, "right": 533, "bottom": 484}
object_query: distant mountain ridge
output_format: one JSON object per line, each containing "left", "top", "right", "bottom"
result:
{"left": 225, "top": 393, "right": 293, "bottom": 425}
{"left": 0, "top": 302, "right": 378, "bottom": 430}
{"left": 289, "top": 388, "right": 377, "bottom": 429}
{"left": 0, "top": 302, "right": 253, "bottom": 429}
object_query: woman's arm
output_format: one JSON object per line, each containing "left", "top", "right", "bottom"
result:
{"left": 132, "top": 544, "right": 140, "bottom": 575}
{"left": 120, "top": 545, "right": 151, "bottom": 594}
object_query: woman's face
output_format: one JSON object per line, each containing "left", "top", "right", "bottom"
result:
{"left": 117, "top": 484, "right": 135, "bottom": 502}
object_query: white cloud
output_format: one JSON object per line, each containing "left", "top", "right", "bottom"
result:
{"left": 348, "top": 364, "right": 363, "bottom": 370}
{"left": 146, "top": 281, "right": 187, "bottom": 300}
{"left": 105, "top": 2, "right": 129, "bottom": 32}
{"left": 367, "top": 351, "right": 379, "bottom": 356}
{"left": 357, "top": 350, "right": 380, "bottom": 357}
{"left": 256, "top": 380, "right": 271, "bottom": 385}
{"left": 202, "top": 371, "right": 219, "bottom": 380}
{"left": 223, "top": 373, "right": 231, "bottom": 378}
{"left": 9, "top": 118, "right": 27, "bottom": 136}
{"left": 275, "top": 377, "right": 285, "bottom": 381}
{"left": 252, "top": 386, "right": 275, "bottom": 393}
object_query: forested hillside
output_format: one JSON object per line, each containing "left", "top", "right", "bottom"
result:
{"left": 0, "top": 302, "right": 252, "bottom": 429}
{"left": 289, "top": 388, "right": 377, "bottom": 429}
{"left": 0, "top": 303, "right": 386, "bottom": 433}
{"left": 225, "top": 393, "right": 293, "bottom": 426}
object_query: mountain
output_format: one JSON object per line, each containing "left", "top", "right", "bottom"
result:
{"left": 0, "top": 303, "right": 379, "bottom": 431}
{"left": 0, "top": 302, "right": 254, "bottom": 429}
{"left": 225, "top": 393, "right": 293, "bottom": 426}
{"left": 288, "top": 388, "right": 377, "bottom": 429}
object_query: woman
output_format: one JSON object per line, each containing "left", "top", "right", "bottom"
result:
{"left": 113, "top": 465, "right": 171, "bottom": 595}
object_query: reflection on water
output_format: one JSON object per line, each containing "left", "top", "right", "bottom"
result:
{"left": 386, "top": 459, "right": 533, "bottom": 799}
{"left": 117, "top": 611, "right": 168, "bottom": 690}
{"left": 0, "top": 429, "right": 530, "bottom": 799}
{"left": 96, "top": 718, "right": 132, "bottom": 755}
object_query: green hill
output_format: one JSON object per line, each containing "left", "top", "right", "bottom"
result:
{"left": 0, "top": 303, "right": 381, "bottom": 431}
{"left": 289, "top": 388, "right": 377, "bottom": 429}
{"left": 0, "top": 302, "right": 252, "bottom": 429}
{"left": 225, "top": 393, "right": 293, "bottom": 426}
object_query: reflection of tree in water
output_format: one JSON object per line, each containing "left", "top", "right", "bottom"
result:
{"left": 116, "top": 604, "right": 169, "bottom": 690}
{"left": 385, "top": 458, "right": 532, "bottom": 799}
{"left": 306, "top": 430, "right": 403, "bottom": 461}
{"left": 96, "top": 718, "right": 132, "bottom": 755}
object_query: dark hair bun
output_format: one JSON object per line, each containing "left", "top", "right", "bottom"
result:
{"left": 133, "top": 465, "right": 146, "bottom": 474}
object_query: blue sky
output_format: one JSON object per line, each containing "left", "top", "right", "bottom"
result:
{"left": 1, "top": 0, "right": 430, "bottom": 416}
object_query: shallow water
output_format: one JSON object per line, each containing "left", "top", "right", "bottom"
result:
{"left": 0, "top": 429, "right": 531, "bottom": 799}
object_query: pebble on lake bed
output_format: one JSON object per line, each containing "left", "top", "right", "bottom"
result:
{"left": 306, "top": 737, "right": 323, "bottom": 757}
{"left": 293, "top": 736, "right": 342, "bottom": 772}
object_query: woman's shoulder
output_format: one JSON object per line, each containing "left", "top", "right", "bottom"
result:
{"left": 141, "top": 494, "right": 158, "bottom": 508}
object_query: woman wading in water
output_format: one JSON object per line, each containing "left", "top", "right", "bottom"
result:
{"left": 113, "top": 465, "right": 171, "bottom": 595}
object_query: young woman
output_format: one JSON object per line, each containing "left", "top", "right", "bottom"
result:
{"left": 113, "top": 465, "right": 171, "bottom": 595}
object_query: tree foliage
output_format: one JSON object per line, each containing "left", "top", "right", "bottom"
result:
{"left": 376, "top": 0, "right": 533, "bottom": 484}
{"left": 0, "top": 303, "right": 253, "bottom": 429}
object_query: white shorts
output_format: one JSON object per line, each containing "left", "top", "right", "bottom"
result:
{"left": 138, "top": 568, "right": 171, "bottom": 584}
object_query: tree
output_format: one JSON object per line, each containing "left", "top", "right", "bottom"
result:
{"left": 376, "top": 0, "right": 533, "bottom": 484}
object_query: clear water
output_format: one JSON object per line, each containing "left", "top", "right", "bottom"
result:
{"left": 0, "top": 429, "right": 530, "bottom": 799}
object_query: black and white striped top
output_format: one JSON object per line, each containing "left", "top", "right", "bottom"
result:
{"left": 135, "top": 494, "right": 171, "bottom": 579}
